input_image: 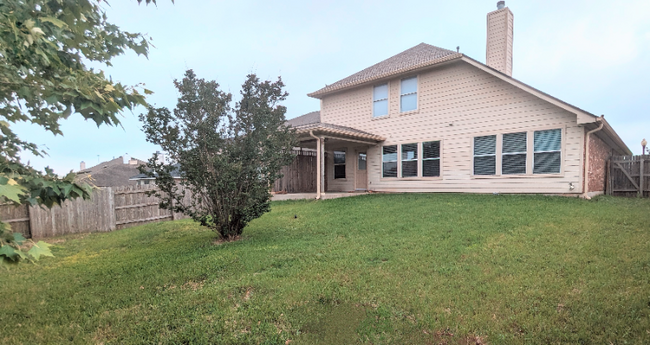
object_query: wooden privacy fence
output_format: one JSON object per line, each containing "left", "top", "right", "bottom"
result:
{"left": 273, "top": 150, "right": 319, "bottom": 193}
{"left": 0, "top": 184, "right": 192, "bottom": 239}
{"left": 608, "top": 155, "right": 650, "bottom": 197}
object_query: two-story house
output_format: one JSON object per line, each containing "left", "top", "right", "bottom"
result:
{"left": 286, "top": 1, "right": 630, "bottom": 199}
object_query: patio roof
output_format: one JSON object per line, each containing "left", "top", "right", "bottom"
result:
{"left": 293, "top": 122, "right": 385, "bottom": 143}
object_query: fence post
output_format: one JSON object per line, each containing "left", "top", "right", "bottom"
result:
{"left": 640, "top": 157, "right": 645, "bottom": 198}
{"left": 606, "top": 159, "right": 611, "bottom": 196}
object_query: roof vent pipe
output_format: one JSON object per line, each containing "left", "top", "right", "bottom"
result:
{"left": 497, "top": 1, "right": 505, "bottom": 9}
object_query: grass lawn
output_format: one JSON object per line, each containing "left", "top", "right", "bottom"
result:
{"left": 2, "top": 194, "right": 650, "bottom": 344}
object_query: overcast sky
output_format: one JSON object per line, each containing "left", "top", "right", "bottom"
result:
{"left": 14, "top": 0, "right": 650, "bottom": 174}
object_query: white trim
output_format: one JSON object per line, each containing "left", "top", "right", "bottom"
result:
{"left": 400, "top": 142, "right": 419, "bottom": 178}
{"left": 501, "top": 131, "right": 528, "bottom": 175}
{"left": 372, "top": 82, "right": 389, "bottom": 118}
{"left": 381, "top": 144, "right": 398, "bottom": 178}
{"left": 399, "top": 75, "right": 418, "bottom": 113}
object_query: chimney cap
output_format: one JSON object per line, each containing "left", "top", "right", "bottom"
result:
{"left": 497, "top": 1, "right": 505, "bottom": 9}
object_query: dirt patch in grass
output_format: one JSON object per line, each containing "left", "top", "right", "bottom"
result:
{"left": 212, "top": 235, "right": 242, "bottom": 245}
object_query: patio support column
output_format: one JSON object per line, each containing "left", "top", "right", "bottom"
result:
{"left": 320, "top": 138, "right": 326, "bottom": 196}
{"left": 309, "top": 131, "right": 322, "bottom": 199}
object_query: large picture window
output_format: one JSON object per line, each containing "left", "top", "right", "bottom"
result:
{"left": 474, "top": 135, "right": 497, "bottom": 175}
{"left": 422, "top": 141, "right": 440, "bottom": 177}
{"left": 333, "top": 151, "right": 346, "bottom": 179}
{"left": 400, "top": 76, "right": 417, "bottom": 112}
{"left": 373, "top": 84, "right": 388, "bottom": 117}
{"left": 401, "top": 143, "right": 418, "bottom": 177}
{"left": 382, "top": 145, "right": 398, "bottom": 178}
{"left": 534, "top": 129, "right": 562, "bottom": 174}
{"left": 502, "top": 132, "right": 527, "bottom": 175}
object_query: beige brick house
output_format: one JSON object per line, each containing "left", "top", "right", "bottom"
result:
{"left": 286, "top": 1, "right": 630, "bottom": 198}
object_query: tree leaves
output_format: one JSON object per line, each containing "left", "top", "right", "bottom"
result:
{"left": 27, "top": 241, "right": 53, "bottom": 261}
{"left": 140, "top": 70, "right": 297, "bottom": 240}
{"left": 40, "top": 17, "right": 68, "bottom": 28}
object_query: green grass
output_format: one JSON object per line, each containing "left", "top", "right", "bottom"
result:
{"left": 2, "top": 194, "right": 650, "bottom": 344}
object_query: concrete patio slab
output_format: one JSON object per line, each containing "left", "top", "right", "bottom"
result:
{"left": 271, "top": 192, "right": 368, "bottom": 201}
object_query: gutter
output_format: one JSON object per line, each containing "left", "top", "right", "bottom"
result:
{"left": 308, "top": 131, "right": 322, "bottom": 200}
{"left": 582, "top": 117, "right": 605, "bottom": 199}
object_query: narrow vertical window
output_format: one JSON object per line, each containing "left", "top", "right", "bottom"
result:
{"left": 422, "top": 141, "right": 441, "bottom": 177}
{"left": 502, "top": 132, "right": 527, "bottom": 174}
{"left": 474, "top": 135, "right": 497, "bottom": 175}
{"left": 401, "top": 143, "right": 418, "bottom": 177}
{"left": 373, "top": 84, "right": 388, "bottom": 117}
{"left": 400, "top": 76, "right": 417, "bottom": 112}
{"left": 333, "top": 151, "right": 346, "bottom": 179}
{"left": 358, "top": 153, "right": 367, "bottom": 170}
{"left": 382, "top": 146, "right": 398, "bottom": 178}
{"left": 534, "top": 129, "right": 562, "bottom": 174}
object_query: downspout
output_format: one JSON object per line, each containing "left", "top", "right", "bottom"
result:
{"left": 582, "top": 117, "right": 605, "bottom": 199}
{"left": 309, "top": 131, "right": 321, "bottom": 200}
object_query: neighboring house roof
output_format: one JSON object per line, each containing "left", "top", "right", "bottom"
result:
{"left": 129, "top": 164, "right": 182, "bottom": 181}
{"left": 308, "top": 43, "right": 461, "bottom": 98}
{"left": 306, "top": 43, "right": 631, "bottom": 155}
{"left": 76, "top": 157, "right": 146, "bottom": 187}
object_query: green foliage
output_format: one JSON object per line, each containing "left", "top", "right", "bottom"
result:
{"left": 0, "top": 222, "right": 52, "bottom": 265}
{"left": 0, "top": 0, "right": 159, "bottom": 260}
{"left": 139, "top": 70, "right": 297, "bottom": 240}
{"left": 1, "top": 194, "right": 650, "bottom": 343}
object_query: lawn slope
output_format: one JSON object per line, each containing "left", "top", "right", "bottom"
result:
{"left": 2, "top": 194, "right": 650, "bottom": 344}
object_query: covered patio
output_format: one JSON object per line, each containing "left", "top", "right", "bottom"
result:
{"left": 273, "top": 117, "right": 384, "bottom": 199}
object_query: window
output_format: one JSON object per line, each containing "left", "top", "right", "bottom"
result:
{"left": 474, "top": 135, "right": 497, "bottom": 175}
{"left": 333, "top": 151, "right": 346, "bottom": 179}
{"left": 358, "top": 153, "right": 367, "bottom": 170}
{"left": 502, "top": 132, "right": 527, "bottom": 174}
{"left": 382, "top": 145, "right": 398, "bottom": 178}
{"left": 422, "top": 141, "right": 440, "bottom": 177}
{"left": 400, "top": 76, "right": 417, "bottom": 112}
{"left": 401, "top": 143, "right": 418, "bottom": 177}
{"left": 373, "top": 84, "right": 388, "bottom": 117}
{"left": 534, "top": 129, "right": 562, "bottom": 174}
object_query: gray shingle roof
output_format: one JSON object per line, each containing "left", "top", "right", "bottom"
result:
{"left": 75, "top": 157, "right": 147, "bottom": 187}
{"left": 308, "top": 43, "right": 461, "bottom": 98}
{"left": 129, "top": 164, "right": 182, "bottom": 180}
{"left": 286, "top": 111, "right": 320, "bottom": 127}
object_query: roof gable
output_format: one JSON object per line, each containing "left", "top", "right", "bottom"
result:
{"left": 308, "top": 43, "right": 460, "bottom": 98}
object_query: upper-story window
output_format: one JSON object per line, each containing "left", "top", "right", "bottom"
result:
{"left": 400, "top": 76, "right": 418, "bottom": 112}
{"left": 373, "top": 84, "right": 388, "bottom": 117}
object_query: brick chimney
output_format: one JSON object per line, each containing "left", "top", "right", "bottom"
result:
{"left": 80, "top": 161, "right": 86, "bottom": 171}
{"left": 486, "top": 1, "right": 514, "bottom": 76}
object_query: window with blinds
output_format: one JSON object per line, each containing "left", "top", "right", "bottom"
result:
{"left": 474, "top": 135, "right": 497, "bottom": 175}
{"left": 333, "top": 151, "right": 346, "bottom": 179}
{"left": 401, "top": 143, "right": 418, "bottom": 177}
{"left": 400, "top": 77, "right": 417, "bottom": 112}
{"left": 502, "top": 132, "right": 527, "bottom": 174}
{"left": 373, "top": 84, "right": 388, "bottom": 117}
{"left": 534, "top": 129, "right": 562, "bottom": 174}
{"left": 382, "top": 145, "right": 398, "bottom": 178}
{"left": 422, "top": 141, "right": 440, "bottom": 177}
